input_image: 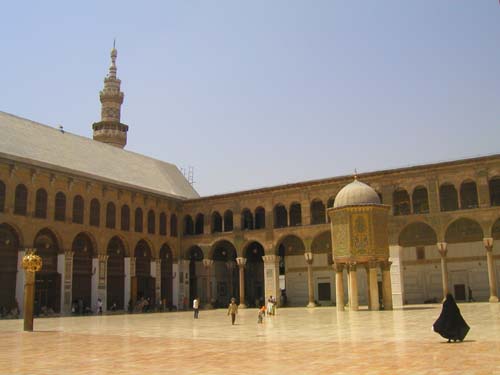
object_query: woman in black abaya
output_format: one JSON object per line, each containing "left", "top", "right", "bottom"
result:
{"left": 433, "top": 293, "right": 470, "bottom": 342}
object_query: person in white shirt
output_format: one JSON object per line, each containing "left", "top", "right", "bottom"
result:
{"left": 193, "top": 297, "right": 199, "bottom": 319}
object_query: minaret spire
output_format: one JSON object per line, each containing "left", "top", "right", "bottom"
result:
{"left": 92, "top": 43, "right": 129, "bottom": 148}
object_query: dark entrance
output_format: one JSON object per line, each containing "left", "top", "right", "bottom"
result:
{"left": 107, "top": 236, "right": 125, "bottom": 309}
{"left": 134, "top": 240, "right": 154, "bottom": 305}
{"left": 244, "top": 241, "right": 264, "bottom": 307}
{"left": 160, "top": 244, "right": 173, "bottom": 309}
{"left": 72, "top": 233, "right": 94, "bottom": 312}
{"left": 212, "top": 240, "right": 238, "bottom": 307}
{"left": 0, "top": 224, "right": 19, "bottom": 312}
{"left": 34, "top": 229, "right": 61, "bottom": 313}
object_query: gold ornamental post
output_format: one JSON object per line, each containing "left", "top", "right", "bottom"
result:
{"left": 22, "top": 249, "right": 42, "bottom": 332}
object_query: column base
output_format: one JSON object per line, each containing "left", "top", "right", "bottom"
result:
{"left": 489, "top": 295, "right": 499, "bottom": 303}
{"left": 238, "top": 303, "right": 247, "bottom": 309}
{"left": 307, "top": 302, "right": 317, "bottom": 308}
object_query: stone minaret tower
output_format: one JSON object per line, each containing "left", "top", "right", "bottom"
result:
{"left": 92, "top": 44, "right": 129, "bottom": 148}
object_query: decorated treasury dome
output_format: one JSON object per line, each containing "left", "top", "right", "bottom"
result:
{"left": 333, "top": 178, "right": 380, "bottom": 208}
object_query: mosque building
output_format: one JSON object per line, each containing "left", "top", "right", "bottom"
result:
{"left": 1, "top": 48, "right": 499, "bottom": 315}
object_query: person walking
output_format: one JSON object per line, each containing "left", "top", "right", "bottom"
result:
{"left": 193, "top": 297, "right": 200, "bottom": 319}
{"left": 227, "top": 298, "right": 238, "bottom": 325}
{"left": 433, "top": 293, "right": 470, "bottom": 342}
{"left": 97, "top": 298, "right": 103, "bottom": 315}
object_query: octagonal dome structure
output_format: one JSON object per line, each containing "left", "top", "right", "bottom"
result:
{"left": 333, "top": 179, "right": 380, "bottom": 208}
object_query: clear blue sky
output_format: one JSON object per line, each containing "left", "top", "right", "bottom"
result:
{"left": 1, "top": 1, "right": 499, "bottom": 196}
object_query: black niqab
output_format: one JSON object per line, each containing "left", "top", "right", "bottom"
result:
{"left": 433, "top": 294, "right": 470, "bottom": 341}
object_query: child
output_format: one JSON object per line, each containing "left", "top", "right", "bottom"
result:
{"left": 258, "top": 305, "right": 266, "bottom": 324}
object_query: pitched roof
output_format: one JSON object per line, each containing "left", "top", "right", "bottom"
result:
{"left": 0, "top": 111, "right": 199, "bottom": 200}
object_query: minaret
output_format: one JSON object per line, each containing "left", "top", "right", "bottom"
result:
{"left": 92, "top": 43, "right": 129, "bottom": 148}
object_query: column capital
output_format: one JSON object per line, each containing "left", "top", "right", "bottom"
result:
{"left": 483, "top": 237, "right": 494, "bottom": 251}
{"left": 348, "top": 262, "right": 357, "bottom": 272}
{"left": 202, "top": 258, "right": 214, "bottom": 268}
{"left": 64, "top": 250, "right": 74, "bottom": 258}
{"left": 368, "top": 259, "right": 378, "bottom": 269}
{"left": 236, "top": 257, "right": 247, "bottom": 267}
{"left": 304, "top": 252, "right": 313, "bottom": 264}
{"left": 333, "top": 263, "right": 344, "bottom": 273}
{"left": 262, "top": 254, "right": 279, "bottom": 264}
{"left": 380, "top": 260, "right": 392, "bottom": 272}
{"left": 98, "top": 254, "right": 109, "bottom": 262}
{"left": 155, "top": 258, "right": 162, "bottom": 265}
{"left": 437, "top": 242, "right": 447, "bottom": 257}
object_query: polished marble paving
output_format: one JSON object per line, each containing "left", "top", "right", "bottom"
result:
{"left": 0, "top": 303, "right": 499, "bottom": 374}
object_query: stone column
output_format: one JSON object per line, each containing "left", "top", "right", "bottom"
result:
{"left": 381, "top": 260, "right": 393, "bottom": 310}
{"left": 202, "top": 259, "right": 214, "bottom": 308}
{"left": 437, "top": 242, "right": 449, "bottom": 299}
{"left": 124, "top": 257, "right": 131, "bottom": 309}
{"left": 130, "top": 257, "right": 137, "bottom": 304}
{"left": 483, "top": 238, "right": 499, "bottom": 303}
{"left": 97, "top": 254, "right": 108, "bottom": 312}
{"left": 262, "top": 255, "right": 280, "bottom": 306}
{"left": 63, "top": 250, "right": 74, "bottom": 314}
{"left": 389, "top": 245, "right": 404, "bottom": 307}
{"left": 348, "top": 263, "right": 359, "bottom": 311}
{"left": 226, "top": 260, "right": 236, "bottom": 299}
{"left": 334, "top": 263, "right": 345, "bottom": 311}
{"left": 155, "top": 259, "right": 162, "bottom": 306}
{"left": 364, "top": 264, "right": 372, "bottom": 310}
{"left": 23, "top": 270, "right": 35, "bottom": 331}
{"left": 236, "top": 257, "right": 247, "bottom": 308}
{"left": 368, "top": 260, "right": 380, "bottom": 311}
{"left": 304, "top": 252, "right": 316, "bottom": 308}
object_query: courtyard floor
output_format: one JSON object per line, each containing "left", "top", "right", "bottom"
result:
{"left": 0, "top": 303, "right": 499, "bottom": 375}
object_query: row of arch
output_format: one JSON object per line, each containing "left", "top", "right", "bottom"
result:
{"left": 0, "top": 223, "right": 175, "bottom": 313}
{"left": 0, "top": 182, "right": 179, "bottom": 237}
{"left": 393, "top": 178, "right": 500, "bottom": 216}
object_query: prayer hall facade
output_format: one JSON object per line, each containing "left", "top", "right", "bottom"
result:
{"left": 1, "top": 48, "right": 499, "bottom": 316}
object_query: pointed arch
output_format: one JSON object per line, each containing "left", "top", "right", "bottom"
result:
{"left": 195, "top": 213, "right": 204, "bottom": 235}
{"left": 241, "top": 209, "right": 253, "bottom": 230}
{"left": 106, "top": 202, "right": 116, "bottom": 229}
{"left": 183, "top": 215, "right": 194, "bottom": 235}
{"left": 255, "top": 207, "right": 266, "bottom": 229}
{"left": 135, "top": 208, "right": 143, "bottom": 233}
{"left": 440, "top": 183, "right": 458, "bottom": 212}
{"left": 73, "top": 195, "right": 84, "bottom": 224}
{"left": 14, "top": 183, "right": 28, "bottom": 215}
{"left": 310, "top": 199, "right": 326, "bottom": 225}
{"left": 289, "top": 202, "right": 302, "bottom": 226}
{"left": 398, "top": 222, "right": 437, "bottom": 247}
{"left": 211, "top": 211, "right": 223, "bottom": 233}
{"left": 148, "top": 209, "right": 156, "bottom": 234}
{"left": 224, "top": 210, "right": 233, "bottom": 232}
{"left": 0, "top": 223, "right": 21, "bottom": 309}
{"left": 107, "top": 236, "right": 126, "bottom": 309}
{"left": 445, "top": 218, "right": 483, "bottom": 244}
{"left": 90, "top": 199, "right": 100, "bottom": 226}
{"left": 412, "top": 186, "right": 429, "bottom": 214}
{"left": 460, "top": 180, "right": 478, "bottom": 209}
{"left": 311, "top": 231, "right": 332, "bottom": 254}
{"left": 274, "top": 204, "right": 287, "bottom": 228}
{"left": 54, "top": 192, "right": 66, "bottom": 221}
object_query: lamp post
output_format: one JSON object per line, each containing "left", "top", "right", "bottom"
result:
{"left": 22, "top": 248, "right": 42, "bottom": 332}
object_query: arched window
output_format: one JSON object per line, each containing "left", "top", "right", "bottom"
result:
{"left": 274, "top": 204, "right": 287, "bottom": 228}
{"left": 440, "top": 183, "right": 458, "bottom": 212}
{"left": 170, "top": 214, "right": 178, "bottom": 237}
{"left": 121, "top": 205, "right": 130, "bottom": 231}
{"left": 490, "top": 176, "right": 500, "bottom": 206}
{"left": 73, "top": 195, "right": 84, "bottom": 224}
{"left": 194, "top": 213, "right": 204, "bottom": 235}
{"left": 0, "top": 180, "right": 6, "bottom": 212}
{"left": 159, "top": 212, "right": 167, "bottom": 235}
{"left": 255, "top": 207, "right": 266, "bottom": 229}
{"left": 90, "top": 199, "right": 100, "bottom": 226}
{"left": 54, "top": 192, "right": 66, "bottom": 221}
{"left": 211, "top": 211, "right": 222, "bottom": 233}
{"left": 35, "top": 188, "right": 48, "bottom": 218}
{"left": 310, "top": 199, "right": 326, "bottom": 225}
{"left": 241, "top": 209, "right": 253, "bottom": 230}
{"left": 393, "top": 189, "right": 410, "bottom": 216}
{"left": 224, "top": 210, "right": 233, "bottom": 232}
{"left": 106, "top": 202, "right": 116, "bottom": 229}
{"left": 412, "top": 187, "right": 429, "bottom": 214}
{"left": 148, "top": 210, "right": 156, "bottom": 234}
{"left": 135, "top": 208, "right": 143, "bottom": 232}
{"left": 289, "top": 203, "right": 302, "bottom": 226}
{"left": 14, "top": 184, "right": 28, "bottom": 215}
{"left": 460, "top": 180, "right": 478, "bottom": 209}
{"left": 183, "top": 215, "right": 194, "bottom": 235}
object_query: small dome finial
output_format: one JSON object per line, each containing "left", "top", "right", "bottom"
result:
{"left": 108, "top": 39, "right": 118, "bottom": 78}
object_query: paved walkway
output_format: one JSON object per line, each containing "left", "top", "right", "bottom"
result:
{"left": 0, "top": 303, "right": 499, "bottom": 374}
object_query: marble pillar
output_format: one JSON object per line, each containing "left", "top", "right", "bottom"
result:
{"left": 202, "top": 259, "right": 214, "bottom": 308}
{"left": 381, "top": 260, "right": 393, "bottom": 310}
{"left": 437, "top": 242, "right": 449, "bottom": 300}
{"left": 97, "top": 255, "right": 108, "bottom": 312}
{"left": 236, "top": 257, "right": 247, "bottom": 308}
{"left": 368, "top": 260, "right": 379, "bottom": 311}
{"left": 63, "top": 250, "right": 74, "bottom": 314}
{"left": 262, "top": 255, "right": 280, "bottom": 306}
{"left": 483, "top": 238, "right": 499, "bottom": 303}
{"left": 348, "top": 263, "right": 359, "bottom": 311}
{"left": 334, "top": 263, "right": 345, "bottom": 311}
{"left": 304, "top": 252, "right": 316, "bottom": 308}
